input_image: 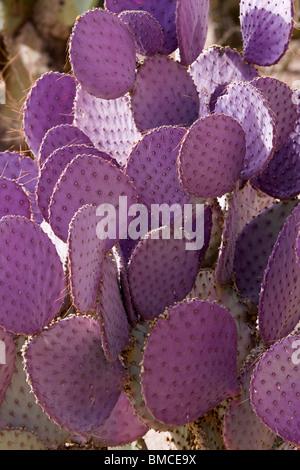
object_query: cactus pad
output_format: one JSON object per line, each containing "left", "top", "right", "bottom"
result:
{"left": 0, "top": 177, "right": 31, "bottom": 220}
{"left": 0, "top": 152, "right": 39, "bottom": 194}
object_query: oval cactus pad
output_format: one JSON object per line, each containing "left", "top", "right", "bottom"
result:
{"left": 49, "top": 154, "right": 137, "bottom": 243}
{"left": 69, "top": 8, "right": 136, "bottom": 99}
{"left": 68, "top": 204, "right": 107, "bottom": 313}
{"left": 240, "top": 0, "right": 294, "bottom": 66}
{"left": 0, "top": 152, "right": 39, "bottom": 194}
{"left": 0, "top": 216, "right": 66, "bottom": 335}
{"left": 176, "top": 0, "right": 209, "bottom": 66}
{"left": 0, "top": 177, "right": 31, "bottom": 220}
{"left": 250, "top": 334, "right": 300, "bottom": 446}
{"left": 23, "top": 72, "right": 76, "bottom": 158}
{"left": 258, "top": 203, "right": 300, "bottom": 345}
{"left": 23, "top": 315, "right": 125, "bottom": 434}
{"left": 141, "top": 299, "right": 239, "bottom": 426}
{"left": 128, "top": 228, "right": 200, "bottom": 320}
{"left": 214, "top": 81, "right": 276, "bottom": 180}
{"left": 131, "top": 55, "right": 199, "bottom": 132}
{"left": 178, "top": 114, "right": 246, "bottom": 198}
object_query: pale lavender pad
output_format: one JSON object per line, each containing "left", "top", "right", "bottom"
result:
{"left": 258, "top": 203, "right": 300, "bottom": 345}
{"left": 141, "top": 300, "right": 239, "bottom": 426}
{"left": 176, "top": 0, "right": 209, "bottom": 66}
{"left": 23, "top": 316, "right": 125, "bottom": 435}
{"left": 38, "top": 124, "right": 93, "bottom": 166}
{"left": 23, "top": 73, "right": 76, "bottom": 158}
{"left": 0, "top": 216, "right": 66, "bottom": 335}
{"left": 240, "top": 0, "right": 294, "bottom": 66}
{"left": 68, "top": 204, "right": 107, "bottom": 313}
{"left": 131, "top": 55, "right": 199, "bottom": 132}
{"left": 0, "top": 152, "right": 39, "bottom": 193}
{"left": 119, "top": 10, "right": 163, "bottom": 56}
{"left": 214, "top": 82, "right": 276, "bottom": 179}
{"left": 105, "top": 0, "right": 178, "bottom": 54}
{"left": 0, "top": 177, "right": 31, "bottom": 220}
{"left": 250, "top": 334, "right": 300, "bottom": 446}
{"left": 69, "top": 9, "right": 136, "bottom": 100}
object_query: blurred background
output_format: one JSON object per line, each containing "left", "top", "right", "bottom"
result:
{"left": 0, "top": 0, "right": 299, "bottom": 153}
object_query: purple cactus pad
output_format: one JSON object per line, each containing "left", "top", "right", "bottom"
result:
{"left": 0, "top": 177, "right": 31, "bottom": 220}
{"left": 119, "top": 10, "right": 163, "bottom": 56}
{"left": 0, "top": 152, "right": 39, "bottom": 194}
{"left": 0, "top": 328, "right": 16, "bottom": 408}
{"left": 69, "top": 9, "right": 136, "bottom": 100}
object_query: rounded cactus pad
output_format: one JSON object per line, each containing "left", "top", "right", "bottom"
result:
{"left": 214, "top": 81, "right": 276, "bottom": 180}
{"left": 74, "top": 87, "right": 141, "bottom": 166}
{"left": 93, "top": 252, "right": 131, "bottom": 362}
{"left": 38, "top": 124, "right": 93, "bottom": 166}
{"left": 130, "top": 55, "right": 199, "bottom": 132}
{"left": 23, "top": 315, "right": 126, "bottom": 435}
{"left": 105, "top": 0, "right": 178, "bottom": 55}
{"left": 0, "top": 328, "right": 16, "bottom": 408}
{"left": 128, "top": 228, "right": 200, "bottom": 320}
{"left": 23, "top": 72, "right": 76, "bottom": 158}
{"left": 250, "top": 334, "right": 300, "bottom": 446}
{"left": 176, "top": 0, "right": 209, "bottom": 66}
{"left": 0, "top": 177, "right": 31, "bottom": 220}
{"left": 178, "top": 114, "right": 246, "bottom": 198}
{"left": 119, "top": 10, "right": 163, "bottom": 57}
{"left": 240, "top": 0, "right": 294, "bottom": 66}
{"left": 37, "top": 144, "right": 111, "bottom": 222}
{"left": 234, "top": 200, "right": 299, "bottom": 305}
{"left": 69, "top": 8, "right": 136, "bottom": 100}
{"left": 0, "top": 216, "right": 66, "bottom": 335}
{"left": 223, "top": 352, "right": 276, "bottom": 450}
{"left": 189, "top": 46, "right": 258, "bottom": 112}
{"left": 251, "top": 114, "right": 300, "bottom": 200}
{"left": 140, "top": 299, "right": 240, "bottom": 426}
{"left": 251, "top": 77, "right": 298, "bottom": 151}
{"left": 0, "top": 429, "right": 47, "bottom": 450}
{"left": 92, "top": 390, "right": 149, "bottom": 447}
{"left": 0, "top": 152, "right": 39, "bottom": 194}
{"left": 49, "top": 154, "right": 137, "bottom": 243}
{"left": 125, "top": 125, "right": 189, "bottom": 209}
{"left": 67, "top": 204, "right": 107, "bottom": 313}
{"left": 258, "top": 203, "right": 300, "bottom": 345}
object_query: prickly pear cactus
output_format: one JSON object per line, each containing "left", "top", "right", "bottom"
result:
{"left": 0, "top": 0, "right": 299, "bottom": 452}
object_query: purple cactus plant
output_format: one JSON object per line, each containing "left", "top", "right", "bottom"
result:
{"left": 0, "top": 0, "right": 299, "bottom": 451}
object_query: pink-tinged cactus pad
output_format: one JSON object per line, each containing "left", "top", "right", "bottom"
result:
{"left": 37, "top": 144, "right": 112, "bottom": 222}
{"left": 141, "top": 300, "right": 240, "bottom": 426}
{"left": 178, "top": 114, "right": 246, "bottom": 198}
{"left": 0, "top": 177, "right": 31, "bottom": 220}
{"left": 23, "top": 72, "right": 76, "bottom": 158}
{"left": 69, "top": 9, "right": 136, "bottom": 100}
{"left": 92, "top": 390, "right": 149, "bottom": 447}
{"left": 38, "top": 124, "right": 93, "bottom": 166}
{"left": 258, "top": 204, "right": 300, "bottom": 345}
{"left": 0, "top": 216, "right": 66, "bottom": 335}
{"left": 251, "top": 114, "right": 300, "bottom": 200}
{"left": 127, "top": 228, "right": 200, "bottom": 320}
{"left": 189, "top": 46, "right": 258, "bottom": 112}
{"left": 0, "top": 328, "right": 16, "bottom": 408}
{"left": 23, "top": 316, "right": 126, "bottom": 435}
{"left": 125, "top": 126, "right": 189, "bottom": 209}
{"left": 68, "top": 205, "right": 107, "bottom": 313}
{"left": 131, "top": 55, "right": 199, "bottom": 132}
{"left": 250, "top": 334, "right": 300, "bottom": 446}
{"left": 119, "top": 10, "right": 163, "bottom": 57}
{"left": 176, "top": 0, "right": 209, "bottom": 66}
{"left": 223, "top": 351, "right": 276, "bottom": 450}
{"left": 49, "top": 154, "right": 137, "bottom": 243}
{"left": 93, "top": 253, "right": 131, "bottom": 362}
{"left": 240, "top": 0, "right": 294, "bottom": 66}
{"left": 214, "top": 82, "right": 276, "bottom": 180}
{"left": 251, "top": 77, "right": 298, "bottom": 151}
{"left": 74, "top": 87, "right": 141, "bottom": 166}
{"left": 0, "top": 152, "right": 39, "bottom": 194}
{"left": 234, "top": 200, "right": 299, "bottom": 305}
{"left": 105, "top": 0, "right": 178, "bottom": 55}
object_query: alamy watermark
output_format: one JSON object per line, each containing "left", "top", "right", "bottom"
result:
{"left": 95, "top": 196, "right": 205, "bottom": 251}
{"left": 0, "top": 340, "right": 5, "bottom": 365}
{"left": 291, "top": 339, "right": 300, "bottom": 365}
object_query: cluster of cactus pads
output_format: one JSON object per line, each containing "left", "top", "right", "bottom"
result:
{"left": 0, "top": 0, "right": 300, "bottom": 451}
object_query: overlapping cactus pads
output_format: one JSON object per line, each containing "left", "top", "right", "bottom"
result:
{"left": 0, "top": 0, "right": 299, "bottom": 451}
